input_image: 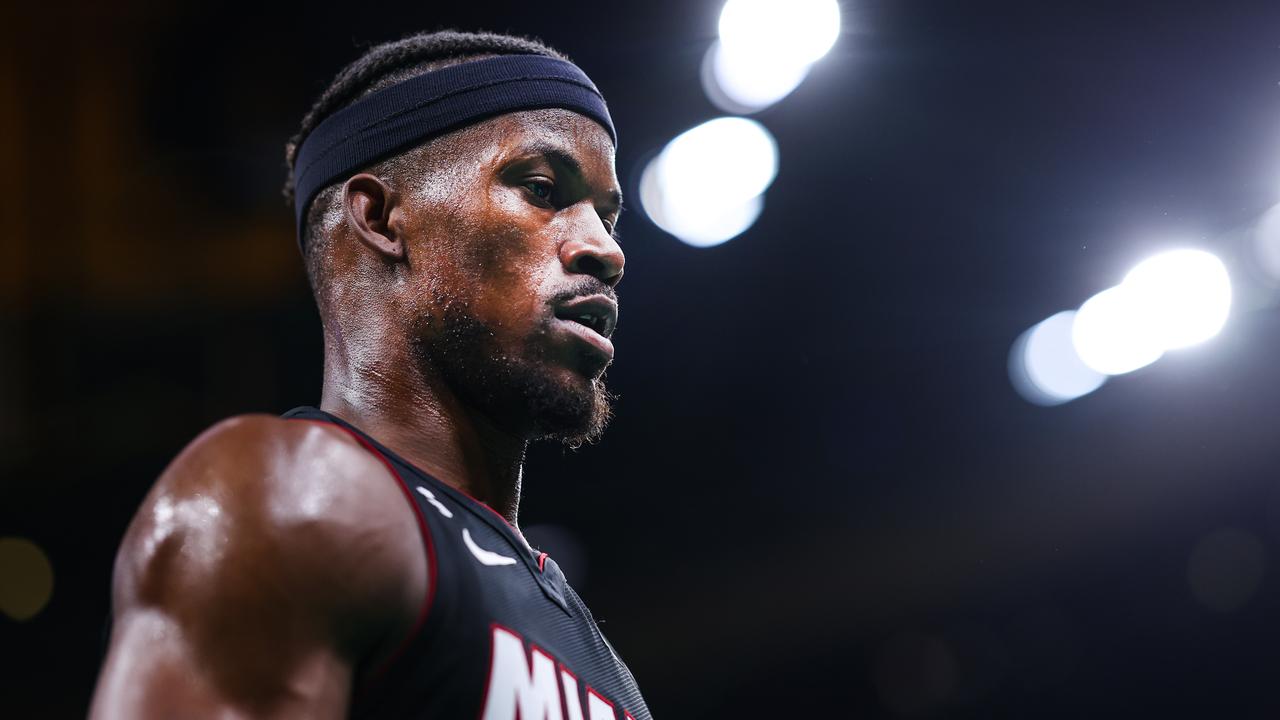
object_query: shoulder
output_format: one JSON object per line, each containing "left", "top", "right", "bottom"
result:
{"left": 160, "top": 412, "right": 383, "bottom": 491}
{"left": 113, "top": 413, "right": 427, "bottom": 664}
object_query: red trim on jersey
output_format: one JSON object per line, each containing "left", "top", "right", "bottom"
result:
{"left": 559, "top": 662, "right": 584, "bottom": 720}
{"left": 480, "top": 623, "right": 628, "bottom": 720}
{"left": 289, "top": 418, "right": 438, "bottom": 691}
{"left": 586, "top": 686, "right": 616, "bottom": 719}
{"left": 480, "top": 623, "right": 560, "bottom": 720}
{"left": 446, "top": 479, "right": 539, "bottom": 553}
{"left": 300, "top": 414, "right": 536, "bottom": 555}
{"left": 537, "top": 551, "right": 549, "bottom": 572}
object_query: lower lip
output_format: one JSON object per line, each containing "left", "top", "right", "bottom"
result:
{"left": 554, "top": 318, "right": 615, "bottom": 361}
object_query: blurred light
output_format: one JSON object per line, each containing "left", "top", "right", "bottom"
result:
{"left": 719, "top": 0, "right": 840, "bottom": 65}
{"left": 701, "top": 41, "right": 811, "bottom": 115}
{"left": 1122, "top": 248, "right": 1232, "bottom": 349}
{"left": 640, "top": 117, "right": 778, "bottom": 248}
{"left": 639, "top": 165, "right": 763, "bottom": 247}
{"left": 1187, "top": 528, "right": 1266, "bottom": 613}
{"left": 661, "top": 117, "right": 778, "bottom": 202}
{"left": 1012, "top": 242, "right": 1235, "bottom": 404}
{"left": 1009, "top": 311, "right": 1107, "bottom": 405}
{"left": 1253, "top": 202, "right": 1280, "bottom": 284}
{"left": 702, "top": 0, "right": 841, "bottom": 113}
{"left": 1071, "top": 284, "right": 1165, "bottom": 375}
{"left": 0, "top": 537, "right": 54, "bottom": 621}
{"left": 1012, "top": 247, "right": 1233, "bottom": 404}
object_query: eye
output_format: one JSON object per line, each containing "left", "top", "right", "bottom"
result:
{"left": 522, "top": 179, "right": 554, "bottom": 202}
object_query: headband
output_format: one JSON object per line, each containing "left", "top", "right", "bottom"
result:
{"left": 292, "top": 54, "right": 617, "bottom": 238}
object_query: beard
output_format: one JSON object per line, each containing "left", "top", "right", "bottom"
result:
{"left": 412, "top": 306, "right": 614, "bottom": 448}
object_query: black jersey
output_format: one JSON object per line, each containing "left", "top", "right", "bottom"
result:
{"left": 282, "top": 407, "right": 652, "bottom": 720}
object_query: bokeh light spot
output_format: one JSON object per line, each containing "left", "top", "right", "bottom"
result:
{"left": 1251, "top": 201, "right": 1280, "bottom": 284}
{"left": 1071, "top": 284, "right": 1165, "bottom": 376}
{"left": 1013, "top": 247, "right": 1233, "bottom": 404}
{"left": 1122, "top": 248, "right": 1231, "bottom": 350}
{"left": 703, "top": 0, "right": 841, "bottom": 113}
{"left": 0, "top": 537, "right": 54, "bottom": 621}
{"left": 640, "top": 117, "right": 778, "bottom": 248}
{"left": 701, "top": 40, "right": 810, "bottom": 115}
{"left": 1009, "top": 311, "right": 1107, "bottom": 405}
{"left": 719, "top": 0, "right": 840, "bottom": 65}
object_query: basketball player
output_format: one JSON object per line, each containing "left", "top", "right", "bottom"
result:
{"left": 89, "top": 31, "right": 651, "bottom": 719}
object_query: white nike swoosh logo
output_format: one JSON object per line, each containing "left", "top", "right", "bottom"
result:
{"left": 415, "top": 486, "right": 454, "bottom": 518}
{"left": 463, "top": 528, "right": 518, "bottom": 566}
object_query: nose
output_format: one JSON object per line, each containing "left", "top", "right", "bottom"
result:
{"left": 560, "top": 206, "right": 625, "bottom": 288}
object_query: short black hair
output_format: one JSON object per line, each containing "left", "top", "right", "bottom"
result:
{"left": 283, "top": 30, "right": 568, "bottom": 289}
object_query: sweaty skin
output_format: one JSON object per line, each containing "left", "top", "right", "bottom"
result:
{"left": 90, "top": 109, "right": 624, "bottom": 719}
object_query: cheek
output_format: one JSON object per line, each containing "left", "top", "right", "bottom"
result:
{"left": 418, "top": 189, "right": 559, "bottom": 334}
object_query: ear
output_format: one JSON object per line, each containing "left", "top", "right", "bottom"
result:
{"left": 341, "top": 173, "right": 406, "bottom": 261}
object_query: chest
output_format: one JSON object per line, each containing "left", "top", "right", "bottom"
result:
{"left": 374, "top": 472, "right": 652, "bottom": 720}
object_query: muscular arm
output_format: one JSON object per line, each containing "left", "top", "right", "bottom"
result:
{"left": 90, "top": 415, "right": 427, "bottom": 719}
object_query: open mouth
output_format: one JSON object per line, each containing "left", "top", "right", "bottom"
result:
{"left": 561, "top": 310, "right": 609, "bottom": 336}
{"left": 553, "top": 295, "right": 618, "bottom": 339}
{"left": 553, "top": 294, "right": 618, "bottom": 362}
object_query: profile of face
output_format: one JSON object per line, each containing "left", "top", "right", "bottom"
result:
{"left": 395, "top": 109, "right": 625, "bottom": 446}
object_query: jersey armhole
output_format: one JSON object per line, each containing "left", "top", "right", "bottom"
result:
{"left": 287, "top": 418, "right": 438, "bottom": 693}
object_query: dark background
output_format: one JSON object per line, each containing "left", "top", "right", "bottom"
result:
{"left": 5, "top": 0, "right": 1280, "bottom": 716}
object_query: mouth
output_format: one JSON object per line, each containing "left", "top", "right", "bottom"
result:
{"left": 553, "top": 294, "right": 618, "bottom": 362}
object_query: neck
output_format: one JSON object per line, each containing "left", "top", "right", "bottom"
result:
{"left": 318, "top": 341, "right": 529, "bottom": 528}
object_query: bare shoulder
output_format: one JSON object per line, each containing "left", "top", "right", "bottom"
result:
{"left": 112, "top": 413, "right": 426, "bottom": 672}
{"left": 92, "top": 414, "right": 425, "bottom": 717}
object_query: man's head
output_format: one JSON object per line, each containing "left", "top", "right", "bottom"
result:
{"left": 284, "top": 31, "right": 625, "bottom": 448}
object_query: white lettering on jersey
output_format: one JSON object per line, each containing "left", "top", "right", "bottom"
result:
{"left": 464, "top": 528, "right": 518, "bottom": 566}
{"left": 480, "top": 625, "right": 626, "bottom": 720}
{"left": 561, "top": 669, "right": 585, "bottom": 720}
{"left": 482, "top": 626, "right": 563, "bottom": 720}
{"left": 587, "top": 688, "right": 616, "bottom": 720}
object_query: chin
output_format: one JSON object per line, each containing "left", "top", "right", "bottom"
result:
{"left": 527, "top": 371, "right": 615, "bottom": 448}
{"left": 414, "top": 308, "right": 615, "bottom": 447}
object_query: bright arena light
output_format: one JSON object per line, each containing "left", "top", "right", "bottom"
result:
{"left": 1012, "top": 247, "right": 1234, "bottom": 405}
{"left": 1252, "top": 202, "right": 1280, "bottom": 284}
{"left": 640, "top": 117, "right": 778, "bottom": 248}
{"left": 1122, "top": 249, "right": 1232, "bottom": 349}
{"left": 719, "top": 0, "right": 841, "bottom": 64}
{"left": 702, "top": 0, "right": 842, "bottom": 113}
{"left": 1009, "top": 311, "right": 1107, "bottom": 405}
{"left": 1071, "top": 284, "right": 1165, "bottom": 375}
{"left": 702, "top": 41, "right": 812, "bottom": 116}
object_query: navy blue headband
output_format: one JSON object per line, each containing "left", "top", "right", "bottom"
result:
{"left": 292, "top": 54, "right": 616, "bottom": 237}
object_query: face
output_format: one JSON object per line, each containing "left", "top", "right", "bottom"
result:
{"left": 399, "top": 109, "right": 625, "bottom": 446}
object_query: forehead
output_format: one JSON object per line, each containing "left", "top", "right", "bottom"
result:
{"left": 462, "top": 108, "right": 618, "bottom": 176}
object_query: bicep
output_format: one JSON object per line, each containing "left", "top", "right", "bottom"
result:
{"left": 91, "top": 607, "right": 351, "bottom": 720}
{"left": 87, "top": 416, "right": 419, "bottom": 719}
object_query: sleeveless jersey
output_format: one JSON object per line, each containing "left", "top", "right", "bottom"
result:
{"left": 282, "top": 407, "right": 653, "bottom": 720}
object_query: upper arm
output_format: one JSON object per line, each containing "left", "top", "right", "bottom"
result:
{"left": 90, "top": 415, "right": 426, "bottom": 719}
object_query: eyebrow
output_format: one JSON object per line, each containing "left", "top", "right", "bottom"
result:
{"left": 517, "top": 141, "right": 624, "bottom": 213}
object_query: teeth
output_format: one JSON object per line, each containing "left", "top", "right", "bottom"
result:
{"left": 563, "top": 310, "right": 608, "bottom": 335}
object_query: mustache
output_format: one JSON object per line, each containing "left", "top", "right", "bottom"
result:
{"left": 548, "top": 278, "right": 618, "bottom": 307}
